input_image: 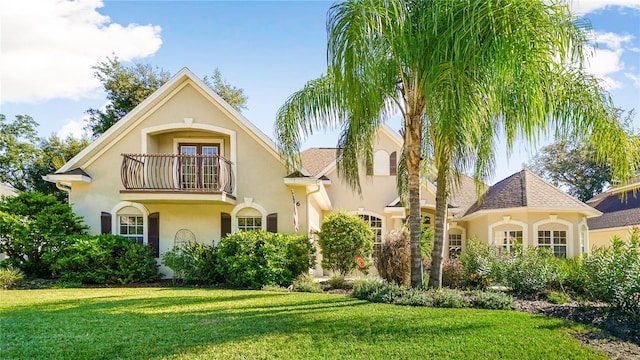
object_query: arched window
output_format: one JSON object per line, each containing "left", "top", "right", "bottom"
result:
{"left": 533, "top": 217, "right": 572, "bottom": 258}
{"left": 110, "top": 202, "right": 149, "bottom": 245}
{"left": 373, "top": 150, "right": 389, "bottom": 175}
{"left": 231, "top": 200, "right": 267, "bottom": 232}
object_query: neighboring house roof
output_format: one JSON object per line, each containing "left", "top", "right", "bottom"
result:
{"left": 461, "top": 169, "right": 600, "bottom": 219}
{"left": 300, "top": 148, "right": 337, "bottom": 177}
{"left": 0, "top": 184, "right": 18, "bottom": 197}
{"left": 587, "top": 189, "right": 640, "bottom": 230}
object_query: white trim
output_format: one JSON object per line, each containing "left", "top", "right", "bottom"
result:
{"left": 111, "top": 201, "right": 150, "bottom": 245}
{"left": 578, "top": 218, "right": 589, "bottom": 255}
{"left": 589, "top": 224, "right": 640, "bottom": 233}
{"left": 533, "top": 216, "right": 573, "bottom": 257}
{"left": 488, "top": 218, "right": 528, "bottom": 248}
{"left": 43, "top": 174, "right": 91, "bottom": 184}
{"left": 172, "top": 137, "right": 225, "bottom": 157}
{"left": 461, "top": 206, "right": 601, "bottom": 221}
{"left": 447, "top": 224, "right": 467, "bottom": 257}
{"left": 348, "top": 209, "right": 386, "bottom": 244}
{"left": 230, "top": 201, "right": 268, "bottom": 232}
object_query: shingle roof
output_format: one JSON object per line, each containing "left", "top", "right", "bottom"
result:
{"left": 463, "top": 169, "right": 595, "bottom": 217}
{"left": 299, "top": 148, "right": 337, "bottom": 177}
{"left": 450, "top": 175, "right": 484, "bottom": 211}
{"left": 587, "top": 190, "right": 640, "bottom": 230}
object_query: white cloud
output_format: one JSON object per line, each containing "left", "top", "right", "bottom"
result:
{"left": 624, "top": 72, "right": 640, "bottom": 87}
{"left": 569, "top": 0, "right": 640, "bottom": 16}
{"left": 57, "top": 119, "right": 88, "bottom": 139}
{"left": 0, "top": 0, "right": 162, "bottom": 104}
{"left": 584, "top": 32, "right": 635, "bottom": 89}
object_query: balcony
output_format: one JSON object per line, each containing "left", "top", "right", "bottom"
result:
{"left": 120, "top": 153, "right": 235, "bottom": 204}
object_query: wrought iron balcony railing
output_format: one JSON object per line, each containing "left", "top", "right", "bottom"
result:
{"left": 121, "top": 153, "right": 234, "bottom": 194}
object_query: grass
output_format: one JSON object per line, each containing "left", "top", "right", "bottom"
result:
{"left": 0, "top": 288, "right": 606, "bottom": 360}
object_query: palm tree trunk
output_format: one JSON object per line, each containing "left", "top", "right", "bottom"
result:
{"left": 405, "top": 115, "right": 423, "bottom": 288}
{"left": 429, "top": 162, "right": 447, "bottom": 288}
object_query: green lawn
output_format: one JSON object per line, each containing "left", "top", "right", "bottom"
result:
{"left": 1, "top": 288, "right": 605, "bottom": 360}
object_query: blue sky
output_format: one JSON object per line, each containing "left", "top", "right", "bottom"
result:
{"left": 1, "top": 0, "right": 639, "bottom": 184}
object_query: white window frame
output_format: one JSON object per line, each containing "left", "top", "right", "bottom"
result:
{"left": 110, "top": 201, "right": 149, "bottom": 245}
{"left": 118, "top": 215, "right": 144, "bottom": 244}
{"left": 231, "top": 199, "right": 267, "bottom": 232}
{"left": 488, "top": 217, "right": 527, "bottom": 253}
{"left": 533, "top": 216, "right": 573, "bottom": 257}
{"left": 349, "top": 210, "right": 385, "bottom": 251}
{"left": 537, "top": 229, "right": 567, "bottom": 258}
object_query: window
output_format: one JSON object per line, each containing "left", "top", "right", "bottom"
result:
{"left": 538, "top": 230, "right": 567, "bottom": 257}
{"left": 497, "top": 230, "right": 522, "bottom": 254}
{"left": 119, "top": 215, "right": 144, "bottom": 244}
{"left": 422, "top": 215, "right": 431, "bottom": 226}
{"left": 359, "top": 214, "right": 383, "bottom": 251}
{"left": 448, "top": 233, "right": 462, "bottom": 258}
{"left": 179, "top": 144, "right": 220, "bottom": 190}
{"left": 238, "top": 216, "right": 262, "bottom": 231}
{"left": 373, "top": 150, "right": 389, "bottom": 175}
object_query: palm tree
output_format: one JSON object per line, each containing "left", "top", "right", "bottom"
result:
{"left": 275, "top": 0, "right": 638, "bottom": 288}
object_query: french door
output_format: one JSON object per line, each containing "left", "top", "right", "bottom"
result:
{"left": 179, "top": 144, "right": 220, "bottom": 190}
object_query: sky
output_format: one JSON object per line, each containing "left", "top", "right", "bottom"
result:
{"left": 1, "top": 0, "right": 639, "bottom": 184}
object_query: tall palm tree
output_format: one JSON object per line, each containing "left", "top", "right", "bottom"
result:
{"left": 275, "top": 0, "right": 638, "bottom": 288}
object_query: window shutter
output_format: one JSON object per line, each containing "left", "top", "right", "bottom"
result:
{"left": 266, "top": 213, "right": 278, "bottom": 233}
{"left": 100, "top": 212, "right": 112, "bottom": 234}
{"left": 221, "top": 212, "right": 231, "bottom": 238}
{"left": 366, "top": 158, "right": 373, "bottom": 176}
{"left": 148, "top": 212, "right": 160, "bottom": 257}
{"left": 390, "top": 151, "right": 397, "bottom": 175}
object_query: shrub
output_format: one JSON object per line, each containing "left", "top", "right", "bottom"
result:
{"left": 459, "top": 238, "right": 499, "bottom": 289}
{"left": 472, "top": 290, "right": 515, "bottom": 310}
{"left": 0, "top": 192, "right": 87, "bottom": 277}
{"left": 328, "top": 274, "right": 346, "bottom": 289}
{"left": 318, "top": 212, "right": 373, "bottom": 276}
{"left": 431, "top": 288, "right": 471, "bottom": 308}
{"left": 553, "top": 257, "right": 583, "bottom": 293}
{"left": 374, "top": 229, "right": 410, "bottom": 285}
{"left": 501, "top": 247, "right": 558, "bottom": 293}
{"left": 580, "top": 229, "right": 640, "bottom": 319}
{"left": 0, "top": 266, "right": 24, "bottom": 289}
{"left": 162, "top": 242, "right": 221, "bottom": 284}
{"left": 292, "top": 273, "right": 322, "bottom": 293}
{"left": 53, "top": 234, "right": 158, "bottom": 284}
{"left": 352, "top": 278, "right": 404, "bottom": 303}
{"left": 542, "top": 290, "right": 570, "bottom": 305}
{"left": 261, "top": 284, "right": 290, "bottom": 292}
{"left": 216, "top": 231, "right": 314, "bottom": 288}
{"left": 442, "top": 258, "right": 464, "bottom": 289}
{"left": 392, "top": 287, "right": 433, "bottom": 307}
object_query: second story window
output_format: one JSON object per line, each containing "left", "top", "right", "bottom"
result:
{"left": 180, "top": 144, "right": 219, "bottom": 190}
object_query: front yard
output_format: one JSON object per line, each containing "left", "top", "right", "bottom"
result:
{"left": 1, "top": 288, "right": 607, "bottom": 359}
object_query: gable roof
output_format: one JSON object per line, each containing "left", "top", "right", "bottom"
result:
{"left": 300, "top": 148, "right": 337, "bottom": 177}
{"left": 450, "top": 174, "right": 484, "bottom": 211}
{"left": 461, "top": 169, "right": 600, "bottom": 219}
{"left": 54, "top": 67, "right": 302, "bottom": 175}
{"left": 587, "top": 189, "right": 640, "bottom": 230}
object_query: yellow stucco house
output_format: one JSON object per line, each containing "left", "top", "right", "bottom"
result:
{"left": 587, "top": 180, "right": 640, "bottom": 248}
{"left": 46, "top": 67, "right": 605, "bottom": 277}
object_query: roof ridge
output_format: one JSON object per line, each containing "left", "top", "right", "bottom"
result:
{"left": 520, "top": 170, "right": 527, "bottom": 207}
{"left": 523, "top": 169, "right": 592, "bottom": 209}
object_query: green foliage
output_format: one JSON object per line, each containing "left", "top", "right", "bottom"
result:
{"left": 216, "top": 230, "right": 314, "bottom": 289}
{"left": 499, "top": 247, "right": 559, "bottom": 294}
{"left": 0, "top": 192, "right": 87, "bottom": 277}
{"left": 328, "top": 274, "right": 346, "bottom": 289}
{"left": 441, "top": 258, "right": 464, "bottom": 289}
{"left": 318, "top": 212, "right": 373, "bottom": 276}
{"left": 459, "top": 238, "right": 499, "bottom": 289}
{"left": 373, "top": 229, "right": 410, "bottom": 285}
{"left": 291, "top": 273, "right": 323, "bottom": 293}
{"left": 431, "top": 288, "right": 471, "bottom": 308}
{"left": 0, "top": 266, "right": 24, "bottom": 289}
{"left": 0, "top": 114, "right": 40, "bottom": 191}
{"left": 352, "top": 278, "right": 405, "bottom": 304}
{"left": 529, "top": 139, "right": 613, "bottom": 202}
{"left": 580, "top": 229, "right": 640, "bottom": 319}
{"left": 27, "top": 135, "right": 89, "bottom": 200}
{"left": 85, "top": 57, "right": 171, "bottom": 136}
{"left": 472, "top": 290, "right": 515, "bottom": 310}
{"left": 542, "top": 290, "right": 571, "bottom": 305}
{"left": 53, "top": 234, "right": 158, "bottom": 284}
{"left": 162, "top": 242, "right": 222, "bottom": 285}
{"left": 203, "top": 68, "right": 248, "bottom": 112}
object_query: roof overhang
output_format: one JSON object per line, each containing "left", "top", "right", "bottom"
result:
{"left": 458, "top": 206, "right": 602, "bottom": 221}
{"left": 284, "top": 178, "right": 332, "bottom": 210}
{"left": 43, "top": 174, "right": 92, "bottom": 184}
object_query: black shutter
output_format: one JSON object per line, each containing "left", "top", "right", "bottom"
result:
{"left": 266, "top": 213, "right": 278, "bottom": 233}
{"left": 221, "top": 212, "right": 231, "bottom": 238}
{"left": 390, "top": 151, "right": 397, "bottom": 175}
{"left": 148, "top": 212, "right": 160, "bottom": 257}
{"left": 100, "top": 212, "right": 112, "bottom": 234}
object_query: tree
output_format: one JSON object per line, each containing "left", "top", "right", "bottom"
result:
{"left": 317, "top": 212, "right": 373, "bottom": 276}
{"left": 86, "top": 57, "right": 171, "bottom": 137}
{"left": 28, "top": 135, "right": 90, "bottom": 200}
{"left": 86, "top": 58, "right": 249, "bottom": 137}
{"left": 0, "top": 192, "right": 87, "bottom": 277}
{"left": 204, "top": 68, "right": 248, "bottom": 112}
{"left": 275, "top": 0, "right": 638, "bottom": 288}
{"left": 528, "top": 140, "right": 611, "bottom": 202}
{"left": 0, "top": 114, "right": 40, "bottom": 191}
